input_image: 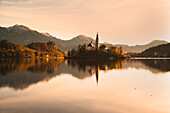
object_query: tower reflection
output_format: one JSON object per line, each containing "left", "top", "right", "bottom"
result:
{"left": 96, "top": 65, "right": 99, "bottom": 85}
{"left": 67, "top": 59, "right": 125, "bottom": 84}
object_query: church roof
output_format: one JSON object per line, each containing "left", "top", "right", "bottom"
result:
{"left": 87, "top": 42, "right": 95, "bottom": 47}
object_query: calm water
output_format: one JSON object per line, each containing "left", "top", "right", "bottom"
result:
{"left": 0, "top": 58, "right": 170, "bottom": 113}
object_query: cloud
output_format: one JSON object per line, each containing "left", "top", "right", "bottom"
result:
{"left": 0, "top": 14, "right": 23, "bottom": 19}
{"left": 0, "top": 0, "right": 26, "bottom": 1}
{"left": 0, "top": 0, "right": 30, "bottom": 4}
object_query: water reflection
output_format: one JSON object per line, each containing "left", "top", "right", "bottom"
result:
{"left": 0, "top": 58, "right": 64, "bottom": 90}
{"left": 124, "top": 59, "right": 170, "bottom": 74}
{"left": 67, "top": 59, "right": 124, "bottom": 84}
{"left": 0, "top": 58, "right": 170, "bottom": 90}
{"left": 0, "top": 58, "right": 64, "bottom": 75}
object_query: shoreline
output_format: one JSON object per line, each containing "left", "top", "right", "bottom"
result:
{"left": 131, "top": 57, "right": 170, "bottom": 60}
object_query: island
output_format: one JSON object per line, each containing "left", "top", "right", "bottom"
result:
{"left": 66, "top": 33, "right": 129, "bottom": 59}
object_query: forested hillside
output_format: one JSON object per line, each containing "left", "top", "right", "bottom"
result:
{"left": 139, "top": 43, "right": 170, "bottom": 57}
{"left": 0, "top": 40, "right": 65, "bottom": 58}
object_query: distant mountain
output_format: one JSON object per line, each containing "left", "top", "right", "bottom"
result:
{"left": 0, "top": 25, "right": 168, "bottom": 52}
{"left": 102, "top": 40, "right": 169, "bottom": 53}
{"left": 139, "top": 43, "right": 170, "bottom": 57}
{"left": 59, "top": 35, "right": 95, "bottom": 52}
{"left": 0, "top": 24, "right": 58, "bottom": 45}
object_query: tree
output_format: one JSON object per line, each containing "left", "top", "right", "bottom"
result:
{"left": 118, "top": 47, "right": 123, "bottom": 55}
{"left": 71, "top": 48, "right": 77, "bottom": 57}
{"left": 16, "top": 49, "right": 23, "bottom": 57}
{"left": 81, "top": 44, "right": 87, "bottom": 52}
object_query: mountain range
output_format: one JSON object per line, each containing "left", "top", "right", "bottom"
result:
{"left": 0, "top": 24, "right": 168, "bottom": 53}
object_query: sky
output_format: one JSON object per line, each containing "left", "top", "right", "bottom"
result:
{"left": 0, "top": 0, "right": 170, "bottom": 45}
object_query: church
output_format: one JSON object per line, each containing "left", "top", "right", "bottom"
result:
{"left": 87, "top": 32, "right": 100, "bottom": 51}
{"left": 67, "top": 32, "right": 125, "bottom": 58}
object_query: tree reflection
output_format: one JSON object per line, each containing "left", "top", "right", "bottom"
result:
{"left": 0, "top": 58, "right": 64, "bottom": 90}
{"left": 0, "top": 58, "right": 64, "bottom": 76}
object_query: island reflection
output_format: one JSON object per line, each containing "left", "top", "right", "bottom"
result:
{"left": 67, "top": 59, "right": 124, "bottom": 84}
{"left": 0, "top": 58, "right": 170, "bottom": 90}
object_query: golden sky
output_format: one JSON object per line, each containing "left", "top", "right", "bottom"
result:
{"left": 0, "top": 0, "right": 170, "bottom": 45}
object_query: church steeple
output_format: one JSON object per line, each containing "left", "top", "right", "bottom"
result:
{"left": 96, "top": 32, "right": 99, "bottom": 51}
{"left": 96, "top": 32, "right": 99, "bottom": 39}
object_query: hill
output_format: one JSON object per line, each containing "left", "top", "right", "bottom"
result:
{"left": 0, "top": 24, "right": 168, "bottom": 53}
{"left": 139, "top": 43, "right": 170, "bottom": 57}
{"left": 0, "top": 25, "right": 58, "bottom": 45}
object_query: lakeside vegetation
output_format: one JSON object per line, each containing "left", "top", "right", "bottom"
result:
{"left": 0, "top": 40, "right": 65, "bottom": 58}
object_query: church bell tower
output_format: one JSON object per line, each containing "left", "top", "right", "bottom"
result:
{"left": 96, "top": 32, "right": 99, "bottom": 51}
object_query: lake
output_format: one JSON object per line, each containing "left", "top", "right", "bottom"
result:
{"left": 0, "top": 58, "right": 170, "bottom": 113}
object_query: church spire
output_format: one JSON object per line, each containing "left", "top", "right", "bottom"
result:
{"left": 96, "top": 32, "right": 99, "bottom": 51}
{"left": 96, "top": 32, "right": 98, "bottom": 39}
